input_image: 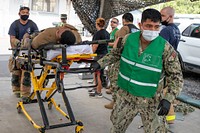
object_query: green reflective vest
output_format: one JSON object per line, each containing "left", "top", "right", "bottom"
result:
{"left": 108, "top": 28, "right": 118, "bottom": 52}
{"left": 57, "top": 22, "right": 66, "bottom": 27}
{"left": 117, "top": 31, "right": 166, "bottom": 98}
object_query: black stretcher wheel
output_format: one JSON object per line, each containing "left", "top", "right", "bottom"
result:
{"left": 39, "top": 128, "right": 45, "bottom": 133}
{"left": 48, "top": 102, "right": 53, "bottom": 110}
{"left": 17, "top": 106, "right": 22, "bottom": 114}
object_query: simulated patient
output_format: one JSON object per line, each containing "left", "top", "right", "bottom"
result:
{"left": 21, "top": 23, "right": 82, "bottom": 49}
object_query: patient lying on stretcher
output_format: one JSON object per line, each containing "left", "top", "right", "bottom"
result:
{"left": 21, "top": 23, "right": 82, "bottom": 49}
{"left": 19, "top": 24, "right": 93, "bottom": 60}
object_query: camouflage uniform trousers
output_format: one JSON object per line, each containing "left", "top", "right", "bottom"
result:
{"left": 107, "top": 61, "right": 120, "bottom": 102}
{"left": 110, "top": 89, "right": 168, "bottom": 133}
{"left": 8, "top": 57, "right": 31, "bottom": 97}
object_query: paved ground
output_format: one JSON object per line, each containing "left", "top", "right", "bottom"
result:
{"left": 0, "top": 55, "right": 200, "bottom": 133}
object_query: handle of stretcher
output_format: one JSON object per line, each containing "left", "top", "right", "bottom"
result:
{"left": 9, "top": 39, "right": 114, "bottom": 51}
{"left": 76, "top": 39, "right": 114, "bottom": 45}
{"left": 42, "top": 39, "right": 114, "bottom": 49}
{"left": 61, "top": 67, "right": 96, "bottom": 73}
{"left": 36, "top": 39, "right": 114, "bottom": 50}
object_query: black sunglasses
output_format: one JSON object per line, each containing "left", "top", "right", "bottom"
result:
{"left": 111, "top": 21, "right": 118, "bottom": 24}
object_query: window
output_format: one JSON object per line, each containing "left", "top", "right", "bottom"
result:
{"left": 182, "top": 23, "right": 200, "bottom": 38}
{"left": 31, "top": 0, "right": 58, "bottom": 13}
{"left": 182, "top": 25, "right": 192, "bottom": 37}
{"left": 190, "top": 24, "right": 200, "bottom": 39}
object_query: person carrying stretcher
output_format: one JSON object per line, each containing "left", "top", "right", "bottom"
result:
{"left": 11, "top": 22, "right": 82, "bottom": 103}
{"left": 8, "top": 6, "right": 38, "bottom": 102}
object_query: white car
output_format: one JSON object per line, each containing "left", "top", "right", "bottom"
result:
{"left": 175, "top": 18, "right": 200, "bottom": 74}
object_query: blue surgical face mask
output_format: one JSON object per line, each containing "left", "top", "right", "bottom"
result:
{"left": 142, "top": 30, "right": 159, "bottom": 41}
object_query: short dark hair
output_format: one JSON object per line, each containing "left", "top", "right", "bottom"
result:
{"left": 122, "top": 13, "right": 133, "bottom": 22}
{"left": 141, "top": 8, "right": 161, "bottom": 23}
{"left": 19, "top": 6, "right": 30, "bottom": 12}
{"left": 60, "top": 30, "right": 76, "bottom": 45}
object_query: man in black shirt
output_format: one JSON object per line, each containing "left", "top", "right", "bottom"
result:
{"left": 8, "top": 6, "right": 38, "bottom": 102}
{"left": 160, "top": 6, "right": 180, "bottom": 50}
{"left": 159, "top": 6, "right": 180, "bottom": 124}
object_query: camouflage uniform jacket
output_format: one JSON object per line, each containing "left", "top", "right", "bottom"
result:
{"left": 98, "top": 34, "right": 183, "bottom": 103}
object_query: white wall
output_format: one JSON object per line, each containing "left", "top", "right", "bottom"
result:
{"left": 0, "top": 0, "right": 83, "bottom": 55}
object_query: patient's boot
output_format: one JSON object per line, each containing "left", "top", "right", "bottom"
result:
{"left": 104, "top": 101, "right": 114, "bottom": 110}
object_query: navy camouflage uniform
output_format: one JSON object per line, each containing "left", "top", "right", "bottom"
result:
{"left": 98, "top": 35, "right": 183, "bottom": 133}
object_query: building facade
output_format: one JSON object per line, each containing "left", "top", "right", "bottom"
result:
{"left": 0, "top": 0, "right": 83, "bottom": 54}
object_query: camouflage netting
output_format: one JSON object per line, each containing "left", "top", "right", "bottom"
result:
{"left": 71, "top": 0, "right": 198, "bottom": 34}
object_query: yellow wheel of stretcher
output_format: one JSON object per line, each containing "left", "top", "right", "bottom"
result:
{"left": 75, "top": 121, "right": 84, "bottom": 133}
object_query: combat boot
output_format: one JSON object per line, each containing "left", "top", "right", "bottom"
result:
{"left": 106, "top": 89, "right": 112, "bottom": 94}
{"left": 104, "top": 101, "right": 114, "bottom": 109}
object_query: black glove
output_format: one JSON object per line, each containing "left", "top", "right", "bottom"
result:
{"left": 157, "top": 99, "right": 171, "bottom": 116}
{"left": 90, "top": 62, "right": 101, "bottom": 72}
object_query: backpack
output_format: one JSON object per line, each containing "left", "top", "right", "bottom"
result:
{"left": 127, "top": 24, "right": 139, "bottom": 33}
{"left": 116, "top": 24, "right": 139, "bottom": 48}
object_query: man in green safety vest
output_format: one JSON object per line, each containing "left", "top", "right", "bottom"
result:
{"left": 104, "top": 17, "right": 119, "bottom": 108}
{"left": 107, "top": 18, "right": 119, "bottom": 52}
{"left": 91, "top": 8, "right": 183, "bottom": 133}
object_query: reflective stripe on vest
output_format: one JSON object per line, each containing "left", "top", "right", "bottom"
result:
{"left": 119, "top": 72, "right": 157, "bottom": 87}
{"left": 121, "top": 56, "right": 162, "bottom": 73}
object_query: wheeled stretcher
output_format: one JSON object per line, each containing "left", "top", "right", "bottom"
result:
{"left": 11, "top": 39, "right": 112, "bottom": 133}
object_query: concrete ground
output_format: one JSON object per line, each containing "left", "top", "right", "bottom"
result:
{"left": 0, "top": 75, "right": 200, "bottom": 133}
{"left": 0, "top": 56, "right": 200, "bottom": 133}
